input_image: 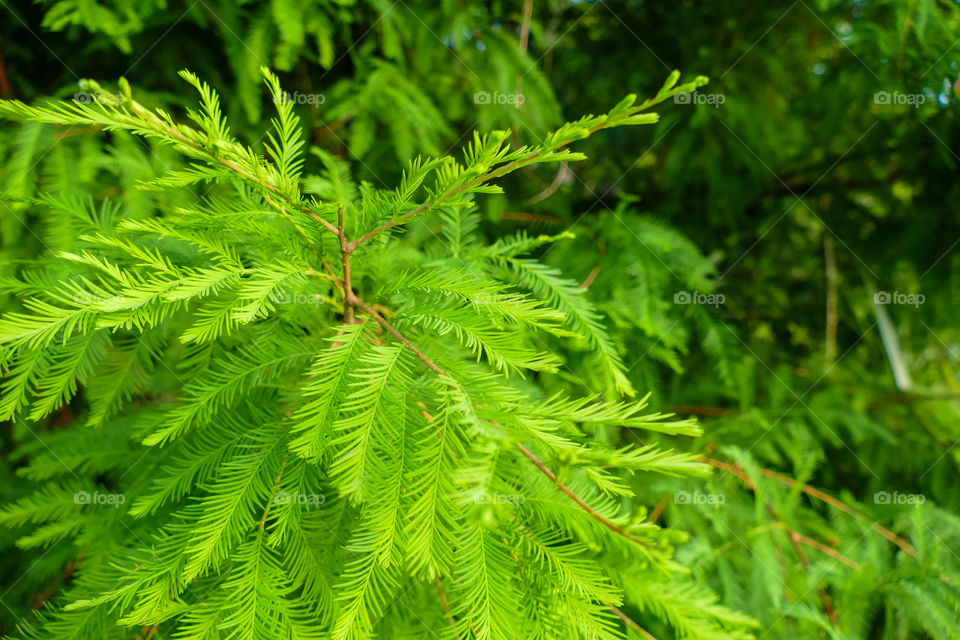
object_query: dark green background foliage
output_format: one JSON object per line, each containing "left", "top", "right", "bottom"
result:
{"left": 1, "top": 0, "right": 959, "bottom": 638}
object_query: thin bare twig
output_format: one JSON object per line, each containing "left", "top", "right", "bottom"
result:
{"left": 338, "top": 205, "right": 356, "bottom": 323}
{"left": 610, "top": 606, "right": 658, "bottom": 640}
{"left": 523, "top": 162, "right": 570, "bottom": 205}
{"left": 516, "top": 443, "right": 651, "bottom": 548}
{"left": 434, "top": 576, "right": 459, "bottom": 638}
{"left": 701, "top": 455, "right": 917, "bottom": 557}
{"left": 352, "top": 298, "right": 446, "bottom": 375}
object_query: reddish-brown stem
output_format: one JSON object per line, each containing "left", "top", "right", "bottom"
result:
{"left": 522, "top": 162, "right": 570, "bottom": 205}
{"left": 610, "top": 606, "right": 658, "bottom": 640}
{"left": 352, "top": 298, "right": 446, "bottom": 376}
{"left": 518, "top": 0, "right": 533, "bottom": 53}
{"left": 758, "top": 502, "right": 839, "bottom": 625}
{"left": 500, "top": 211, "right": 565, "bottom": 225}
{"left": 513, "top": 520, "right": 651, "bottom": 634}
{"left": 0, "top": 48, "right": 10, "bottom": 96}
{"left": 702, "top": 456, "right": 917, "bottom": 557}
{"left": 31, "top": 560, "right": 78, "bottom": 609}
{"left": 138, "top": 624, "right": 158, "bottom": 640}
{"left": 579, "top": 265, "right": 601, "bottom": 289}
{"left": 352, "top": 295, "right": 654, "bottom": 554}
{"left": 516, "top": 443, "right": 650, "bottom": 548}
{"left": 789, "top": 530, "right": 861, "bottom": 570}
{"left": 649, "top": 494, "right": 670, "bottom": 523}
{"left": 434, "top": 576, "right": 459, "bottom": 639}
{"left": 338, "top": 206, "right": 356, "bottom": 324}
{"left": 786, "top": 526, "right": 839, "bottom": 623}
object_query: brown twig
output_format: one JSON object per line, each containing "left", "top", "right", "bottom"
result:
{"left": 702, "top": 456, "right": 917, "bottom": 557}
{"left": 137, "top": 624, "right": 158, "bottom": 640}
{"left": 516, "top": 443, "right": 651, "bottom": 548}
{"left": 514, "top": 520, "right": 657, "bottom": 637}
{"left": 314, "top": 113, "right": 354, "bottom": 143}
{"left": 352, "top": 298, "right": 446, "bottom": 376}
{"left": 0, "top": 48, "right": 10, "bottom": 96}
{"left": 783, "top": 523, "right": 839, "bottom": 624}
{"left": 789, "top": 530, "right": 861, "bottom": 570}
{"left": 758, "top": 501, "right": 840, "bottom": 625}
{"left": 500, "top": 211, "right": 566, "bottom": 225}
{"left": 31, "top": 560, "right": 78, "bottom": 609}
{"left": 648, "top": 494, "right": 670, "bottom": 523}
{"left": 579, "top": 265, "right": 601, "bottom": 290}
{"left": 434, "top": 576, "right": 459, "bottom": 638}
{"left": 522, "top": 162, "right": 570, "bottom": 205}
{"left": 338, "top": 205, "right": 356, "bottom": 323}
{"left": 350, "top": 296, "right": 656, "bottom": 556}
{"left": 297, "top": 58, "right": 319, "bottom": 134}
{"left": 518, "top": 0, "right": 534, "bottom": 53}
{"left": 610, "top": 606, "right": 658, "bottom": 640}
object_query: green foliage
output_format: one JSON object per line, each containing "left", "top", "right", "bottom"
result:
{"left": 0, "top": 69, "right": 757, "bottom": 640}
{"left": 2, "top": 1, "right": 960, "bottom": 639}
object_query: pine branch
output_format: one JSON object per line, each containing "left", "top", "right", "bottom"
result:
{"left": 345, "top": 71, "right": 707, "bottom": 251}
